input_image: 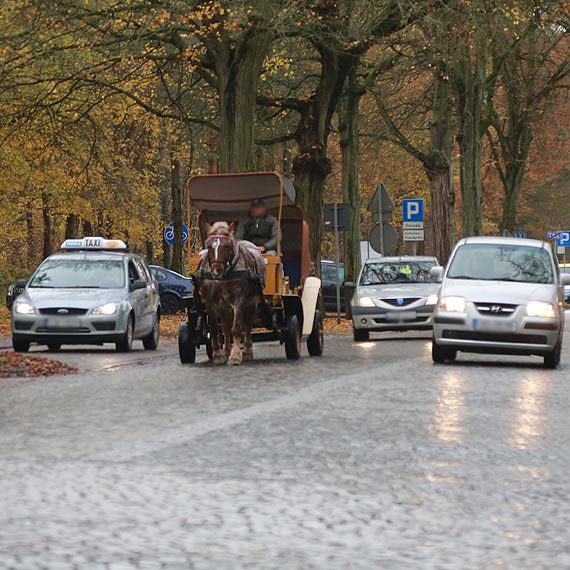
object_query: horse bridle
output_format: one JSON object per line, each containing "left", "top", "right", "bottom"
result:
{"left": 206, "top": 233, "right": 236, "bottom": 278}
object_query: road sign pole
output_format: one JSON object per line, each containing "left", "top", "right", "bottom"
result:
{"left": 334, "top": 204, "right": 342, "bottom": 324}
{"left": 378, "top": 188, "right": 384, "bottom": 256}
{"left": 412, "top": 241, "right": 417, "bottom": 256}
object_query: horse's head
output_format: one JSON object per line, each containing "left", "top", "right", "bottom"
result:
{"left": 205, "top": 222, "right": 236, "bottom": 279}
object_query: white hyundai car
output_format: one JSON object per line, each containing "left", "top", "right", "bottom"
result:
{"left": 431, "top": 236, "right": 570, "bottom": 368}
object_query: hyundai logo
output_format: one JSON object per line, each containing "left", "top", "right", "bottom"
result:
{"left": 57, "top": 308, "right": 69, "bottom": 315}
{"left": 490, "top": 305, "right": 502, "bottom": 313}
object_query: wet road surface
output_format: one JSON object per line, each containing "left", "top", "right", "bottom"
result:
{"left": 1, "top": 323, "right": 570, "bottom": 569}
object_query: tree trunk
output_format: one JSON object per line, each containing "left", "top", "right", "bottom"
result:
{"left": 215, "top": 28, "right": 272, "bottom": 173}
{"left": 339, "top": 64, "right": 363, "bottom": 283}
{"left": 65, "top": 214, "right": 80, "bottom": 239}
{"left": 425, "top": 75, "right": 455, "bottom": 264}
{"left": 41, "top": 194, "right": 51, "bottom": 259}
{"left": 498, "top": 114, "right": 533, "bottom": 233}
{"left": 26, "top": 203, "right": 34, "bottom": 267}
{"left": 170, "top": 156, "right": 184, "bottom": 273}
{"left": 293, "top": 49, "right": 353, "bottom": 271}
{"left": 456, "top": 73, "right": 484, "bottom": 237}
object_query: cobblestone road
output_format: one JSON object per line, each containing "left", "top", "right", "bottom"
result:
{"left": 1, "top": 325, "right": 570, "bottom": 569}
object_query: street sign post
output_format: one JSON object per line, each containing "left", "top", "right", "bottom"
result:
{"left": 164, "top": 222, "right": 189, "bottom": 246}
{"left": 367, "top": 183, "right": 396, "bottom": 257}
{"left": 324, "top": 203, "right": 350, "bottom": 323}
{"left": 402, "top": 199, "right": 424, "bottom": 254}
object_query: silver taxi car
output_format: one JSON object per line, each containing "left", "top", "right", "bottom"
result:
{"left": 431, "top": 236, "right": 570, "bottom": 368}
{"left": 11, "top": 237, "right": 160, "bottom": 353}
{"left": 348, "top": 256, "right": 440, "bottom": 341}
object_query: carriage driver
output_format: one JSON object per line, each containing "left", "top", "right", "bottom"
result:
{"left": 236, "top": 199, "right": 280, "bottom": 256}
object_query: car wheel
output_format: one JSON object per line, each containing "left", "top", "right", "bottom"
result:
{"left": 143, "top": 314, "right": 160, "bottom": 350}
{"left": 47, "top": 343, "right": 62, "bottom": 352}
{"left": 160, "top": 293, "right": 181, "bottom": 315}
{"left": 353, "top": 328, "right": 369, "bottom": 342}
{"left": 178, "top": 321, "right": 196, "bottom": 364}
{"left": 284, "top": 314, "right": 301, "bottom": 360}
{"left": 432, "top": 339, "right": 457, "bottom": 364}
{"left": 544, "top": 341, "right": 561, "bottom": 369}
{"left": 307, "top": 310, "right": 324, "bottom": 356}
{"left": 116, "top": 315, "right": 134, "bottom": 353}
{"left": 12, "top": 338, "right": 30, "bottom": 353}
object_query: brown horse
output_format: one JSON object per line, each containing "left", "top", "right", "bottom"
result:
{"left": 198, "top": 222, "right": 265, "bottom": 366}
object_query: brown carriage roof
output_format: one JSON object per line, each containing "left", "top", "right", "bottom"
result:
{"left": 188, "top": 172, "right": 296, "bottom": 213}
{"left": 188, "top": 172, "right": 295, "bottom": 212}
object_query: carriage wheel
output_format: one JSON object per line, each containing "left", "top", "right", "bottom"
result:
{"left": 284, "top": 314, "right": 301, "bottom": 360}
{"left": 307, "top": 310, "right": 324, "bottom": 357}
{"left": 178, "top": 322, "right": 197, "bottom": 364}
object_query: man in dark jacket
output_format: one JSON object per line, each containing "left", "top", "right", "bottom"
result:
{"left": 236, "top": 199, "right": 280, "bottom": 255}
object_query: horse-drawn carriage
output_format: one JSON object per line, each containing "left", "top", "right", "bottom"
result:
{"left": 178, "top": 172, "right": 324, "bottom": 364}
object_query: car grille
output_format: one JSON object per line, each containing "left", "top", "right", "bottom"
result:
{"left": 474, "top": 303, "right": 517, "bottom": 317}
{"left": 382, "top": 297, "right": 421, "bottom": 307}
{"left": 38, "top": 308, "right": 89, "bottom": 316}
{"left": 443, "top": 330, "right": 547, "bottom": 345}
{"left": 36, "top": 326, "right": 91, "bottom": 333}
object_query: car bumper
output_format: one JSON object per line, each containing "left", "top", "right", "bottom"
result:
{"left": 12, "top": 312, "right": 129, "bottom": 345}
{"left": 433, "top": 310, "right": 561, "bottom": 356}
{"left": 352, "top": 305, "right": 435, "bottom": 331}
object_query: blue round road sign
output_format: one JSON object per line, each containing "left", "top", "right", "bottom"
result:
{"left": 164, "top": 222, "right": 188, "bottom": 246}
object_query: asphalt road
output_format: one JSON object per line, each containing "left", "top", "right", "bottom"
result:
{"left": 1, "top": 323, "right": 570, "bottom": 570}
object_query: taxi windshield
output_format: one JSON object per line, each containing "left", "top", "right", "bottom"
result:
{"left": 360, "top": 261, "right": 435, "bottom": 285}
{"left": 447, "top": 244, "right": 554, "bottom": 284}
{"left": 29, "top": 259, "right": 125, "bottom": 289}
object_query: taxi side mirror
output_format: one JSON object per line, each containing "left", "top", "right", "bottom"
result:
{"left": 14, "top": 278, "right": 28, "bottom": 288}
{"left": 130, "top": 279, "right": 147, "bottom": 291}
{"left": 344, "top": 282, "right": 356, "bottom": 290}
{"left": 561, "top": 274, "right": 570, "bottom": 286}
{"left": 430, "top": 266, "right": 444, "bottom": 283}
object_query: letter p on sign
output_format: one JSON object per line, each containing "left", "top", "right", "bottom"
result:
{"left": 402, "top": 199, "right": 424, "bottom": 223}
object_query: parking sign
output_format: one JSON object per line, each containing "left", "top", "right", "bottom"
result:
{"left": 402, "top": 199, "right": 424, "bottom": 223}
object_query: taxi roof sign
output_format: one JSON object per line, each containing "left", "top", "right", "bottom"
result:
{"left": 60, "top": 237, "right": 127, "bottom": 251}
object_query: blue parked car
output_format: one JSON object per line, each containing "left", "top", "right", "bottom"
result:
{"left": 149, "top": 265, "right": 193, "bottom": 314}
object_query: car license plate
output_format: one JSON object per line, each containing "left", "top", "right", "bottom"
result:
{"left": 472, "top": 318, "right": 517, "bottom": 333}
{"left": 44, "top": 317, "right": 81, "bottom": 329}
{"left": 386, "top": 311, "right": 417, "bottom": 322}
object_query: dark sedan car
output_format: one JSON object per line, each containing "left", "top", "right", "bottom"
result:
{"left": 5, "top": 279, "right": 27, "bottom": 310}
{"left": 321, "top": 260, "right": 346, "bottom": 312}
{"left": 149, "top": 265, "right": 193, "bottom": 314}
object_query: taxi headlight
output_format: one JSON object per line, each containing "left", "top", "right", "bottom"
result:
{"left": 358, "top": 296, "right": 376, "bottom": 308}
{"left": 439, "top": 296, "right": 466, "bottom": 313}
{"left": 526, "top": 301, "right": 556, "bottom": 318}
{"left": 426, "top": 294, "right": 439, "bottom": 306}
{"left": 14, "top": 302, "right": 36, "bottom": 315}
{"left": 91, "top": 302, "right": 119, "bottom": 316}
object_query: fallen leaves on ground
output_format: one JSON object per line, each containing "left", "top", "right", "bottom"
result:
{"left": 0, "top": 351, "right": 77, "bottom": 378}
{"left": 0, "top": 306, "right": 10, "bottom": 336}
{"left": 160, "top": 313, "right": 352, "bottom": 336}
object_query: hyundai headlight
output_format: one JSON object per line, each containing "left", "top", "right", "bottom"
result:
{"left": 91, "top": 302, "right": 119, "bottom": 316}
{"left": 426, "top": 294, "right": 439, "bottom": 306}
{"left": 439, "top": 296, "right": 466, "bottom": 313}
{"left": 526, "top": 301, "right": 556, "bottom": 318}
{"left": 14, "top": 302, "right": 36, "bottom": 315}
{"left": 359, "top": 296, "right": 376, "bottom": 308}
